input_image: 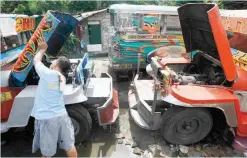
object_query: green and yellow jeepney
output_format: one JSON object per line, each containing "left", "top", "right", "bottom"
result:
{"left": 107, "top": 4, "right": 184, "bottom": 79}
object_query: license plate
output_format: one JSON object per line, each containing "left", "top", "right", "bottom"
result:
{"left": 119, "top": 64, "right": 132, "bottom": 69}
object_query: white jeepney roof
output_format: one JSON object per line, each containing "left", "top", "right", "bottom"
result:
{"left": 220, "top": 9, "right": 247, "bottom": 18}
{"left": 0, "top": 14, "right": 28, "bottom": 37}
{"left": 108, "top": 4, "right": 178, "bottom": 15}
{"left": 0, "top": 14, "right": 28, "bottom": 18}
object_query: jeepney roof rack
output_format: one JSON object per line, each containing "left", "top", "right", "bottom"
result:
{"left": 108, "top": 4, "right": 178, "bottom": 15}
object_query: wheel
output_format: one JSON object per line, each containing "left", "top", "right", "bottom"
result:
{"left": 114, "top": 71, "right": 121, "bottom": 82}
{"left": 161, "top": 107, "right": 213, "bottom": 145}
{"left": 66, "top": 104, "right": 92, "bottom": 144}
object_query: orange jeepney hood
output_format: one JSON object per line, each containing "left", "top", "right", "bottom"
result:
{"left": 178, "top": 3, "right": 238, "bottom": 82}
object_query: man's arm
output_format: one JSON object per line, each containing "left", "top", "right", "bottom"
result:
{"left": 34, "top": 37, "right": 52, "bottom": 79}
{"left": 34, "top": 36, "right": 48, "bottom": 66}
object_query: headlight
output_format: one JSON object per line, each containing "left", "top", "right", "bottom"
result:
{"left": 146, "top": 64, "right": 153, "bottom": 76}
{"left": 150, "top": 57, "right": 162, "bottom": 76}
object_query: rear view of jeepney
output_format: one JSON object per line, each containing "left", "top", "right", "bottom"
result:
{"left": 129, "top": 3, "right": 247, "bottom": 145}
{"left": 107, "top": 4, "right": 185, "bottom": 79}
{"left": 1, "top": 11, "right": 119, "bottom": 144}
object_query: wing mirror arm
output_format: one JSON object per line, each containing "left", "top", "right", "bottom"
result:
{"left": 72, "top": 60, "right": 80, "bottom": 88}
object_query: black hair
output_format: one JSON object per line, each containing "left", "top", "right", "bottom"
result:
{"left": 57, "top": 56, "right": 71, "bottom": 78}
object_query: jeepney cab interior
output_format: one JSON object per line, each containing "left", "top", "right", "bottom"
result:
{"left": 67, "top": 53, "right": 94, "bottom": 89}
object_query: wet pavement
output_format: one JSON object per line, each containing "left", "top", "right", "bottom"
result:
{"left": 1, "top": 57, "right": 246, "bottom": 157}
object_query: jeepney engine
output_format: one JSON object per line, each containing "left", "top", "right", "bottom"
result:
{"left": 150, "top": 53, "right": 227, "bottom": 86}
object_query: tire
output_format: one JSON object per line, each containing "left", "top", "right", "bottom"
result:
{"left": 66, "top": 104, "right": 92, "bottom": 144}
{"left": 161, "top": 107, "right": 213, "bottom": 145}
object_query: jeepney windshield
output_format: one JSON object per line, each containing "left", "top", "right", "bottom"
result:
{"left": 110, "top": 13, "right": 181, "bottom": 34}
{"left": 108, "top": 4, "right": 180, "bottom": 34}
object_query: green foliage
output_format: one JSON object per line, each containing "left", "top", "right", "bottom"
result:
{"left": 59, "top": 34, "right": 80, "bottom": 58}
{"left": 221, "top": 1, "right": 247, "bottom": 9}
{"left": 68, "top": 1, "right": 97, "bottom": 14}
{"left": 2, "top": 0, "right": 247, "bottom": 15}
{"left": 1, "top": 0, "right": 246, "bottom": 58}
{"left": 1, "top": 1, "right": 26, "bottom": 14}
{"left": 159, "top": 0, "right": 177, "bottom": 6}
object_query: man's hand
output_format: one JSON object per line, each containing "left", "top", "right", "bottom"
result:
{"left": 37, "top": 36, "right": 48, "bottom": 50}
{"left": 34, "top": 36, "right": 48, "bottom": 65}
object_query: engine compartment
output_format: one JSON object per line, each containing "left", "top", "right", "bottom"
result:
{"left": 25, "top": 57, "right": 78, "bottom": 86}
{"left": 158, "top": 53, "right": 232, "bottom": 86}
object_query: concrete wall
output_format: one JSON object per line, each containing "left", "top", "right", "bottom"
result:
{"left": 79, "top": 11, "right": 111, "bottom": 55}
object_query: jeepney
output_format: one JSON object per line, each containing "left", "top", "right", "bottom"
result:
{"left": 107, "top": 4, "right": 184, "bottom": 79}
{"left": 128, "top": 3, "right": 247, "bottom": 147}
{"left": 1, "top": 11, "right": 119, "bottom": 144}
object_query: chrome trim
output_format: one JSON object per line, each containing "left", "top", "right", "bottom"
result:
{"left": 163, "top": 94, "right": 192, "bottom": 107}
{"left": 234, "top": 91, "right": 247, "bottom": 112}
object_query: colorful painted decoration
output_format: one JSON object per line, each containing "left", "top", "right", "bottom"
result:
{"left": 15, "top": 17, "right": 35, "bottom": 33}
{"left": 11, "top": 11, "right": 78, "bottom": 83}
{"left": 232, "top": 48, "right": 247, "bottom": 71}
{"left": 142, "top": 15, "right": 159, "bottom": 32}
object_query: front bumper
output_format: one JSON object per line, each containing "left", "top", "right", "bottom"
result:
{"left": 96, "top": 73, "right": 119, "bottom": 126}
{"left": 128, "top": 75, "right": 162, "bottom": 130}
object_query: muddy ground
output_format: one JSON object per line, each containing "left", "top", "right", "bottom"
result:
{"left": 1, "top": 57, "right": 245, "bottom": 157}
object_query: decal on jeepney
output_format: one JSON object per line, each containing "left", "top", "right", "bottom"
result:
{"left": 120, "top": 34, "right": 183, "bottom": 41}
{"left": 116, "top": 35, "right": 184, "bottom": 55}
{"left": 233, "top": 50, "right": 247, "bottom": 70}
{"left": 142, "top": 15, "right": 159, "bottom": 32}
{"left": 0, "top": 91, "right": 12, "bottom": 102}
{"left": 16, "top": 17, "right": 35, "bottom": 33}
{"left": 11, "top": 12, "right": 60, "bottom": 82}
{"left": 120, "top": 34, "right": 165, "bottom": 40}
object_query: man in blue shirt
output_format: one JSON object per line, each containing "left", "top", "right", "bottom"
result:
{"left": 31, "top": 37, "right": 77, "bottom": 157}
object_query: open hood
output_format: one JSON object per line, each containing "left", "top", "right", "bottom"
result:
{"left": 178, "top": 3, "right": 237, "bottom": 81}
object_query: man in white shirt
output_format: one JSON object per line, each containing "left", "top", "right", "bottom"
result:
{"left": 31, "top": 36, "right": 77, "bottom": 157}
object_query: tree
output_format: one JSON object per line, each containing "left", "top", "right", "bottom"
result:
{"left": 67, "top": 1, "right": 97, "bottom": 14}
{"left": 1, "top": 1, "right": 28, "bottom": 14}
{"left": 221, "top": 1, "right": 247, "bottom": 9}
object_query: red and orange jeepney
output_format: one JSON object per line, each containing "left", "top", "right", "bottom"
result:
{"left": 129, "top": 3, "right": 247, "bottom": 148}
